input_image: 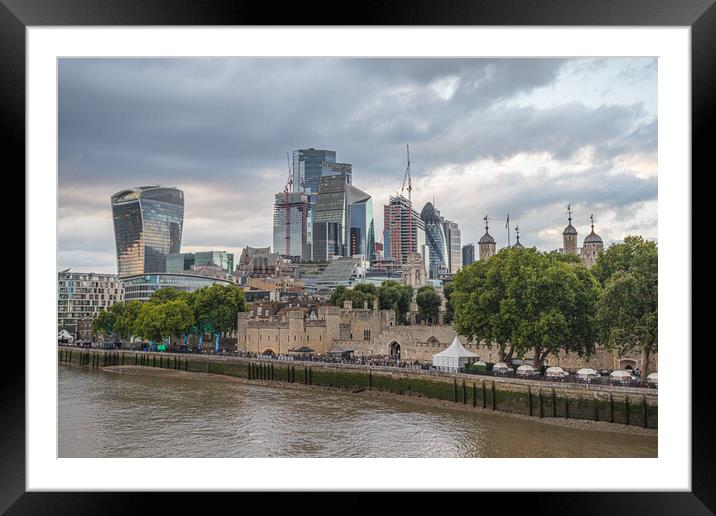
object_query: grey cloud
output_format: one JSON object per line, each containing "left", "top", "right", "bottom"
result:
{"left": 58, "top": 57, "right": 657, "bottom": 271}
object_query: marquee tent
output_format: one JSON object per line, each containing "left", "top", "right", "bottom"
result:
{"left": 432, "top": 337, "right": 478, "bottom": 372}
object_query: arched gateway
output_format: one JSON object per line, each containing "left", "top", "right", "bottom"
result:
{"left": 389, "top": 341, "right": 401, "bottom": 360}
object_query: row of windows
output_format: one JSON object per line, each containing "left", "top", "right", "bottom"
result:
{"left": 246, "top": 333, "right": 323, "bottom": 342}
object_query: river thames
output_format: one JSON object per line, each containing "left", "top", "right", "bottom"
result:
{"left": 58, "top": 365, "right": 657, "bottom": 458}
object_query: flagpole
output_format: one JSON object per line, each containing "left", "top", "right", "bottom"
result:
{"left": 506, "top": 214, "right": 511, "bottom": 246}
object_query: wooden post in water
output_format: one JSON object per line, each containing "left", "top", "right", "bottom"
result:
{"left": 642, "top": 395, "right": 648, "bottom": 428}
{"left": 551, "top": 388, "right": 556, "bottom": 418}
{"left": 462, "top": 381, "right": 466, "bottom": 404}
{"left": 609, "top": 392, "right": 614, "bottom": 423}
{"left": 368, "top": 370, "right": 372, "bottom": 389}
{"left": 528, "top": 386, "right": 533, "bottom": 417}
{"left": 538, "top": 388, "right": 543, "bottom": 418}
{"left": 625, "top": 395, "right": 630, "bottom": 426}
{"left": 309, "top": 367, "right": 312, "bottom": 385}
{"left": 565, "top": 397, "right": 570, "bottom": 419}
{"left": 482, "top": 380, "right": 487, "bottom": 409}
{"left": 491, "top": 382, "right": 496, "bottom": 410}
{"left": 453, "top": 379, "right": 458, "bottom": 403}
{"left": 473, "top": 383, "right": 477, "bottom": 408}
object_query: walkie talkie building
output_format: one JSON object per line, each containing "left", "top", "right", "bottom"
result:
{"left": 111, "top": 186, "right": 184, "bottom": 277}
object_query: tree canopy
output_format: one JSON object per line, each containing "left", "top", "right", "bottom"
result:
{"left": 416, "top": 285, "right": 441, "bottom": 324}
{"left": 451, "top": 247, "right": 600, "bottom": 367}
{"left": 594, "top": 236, "right": 658, "bottom": 376}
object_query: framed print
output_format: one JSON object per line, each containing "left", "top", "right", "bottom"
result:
{"left": 5, "top": 0, "right": 711, "bottom": 512}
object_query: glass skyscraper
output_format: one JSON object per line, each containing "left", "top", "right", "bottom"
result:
{"left": 111, "top": 186, "right": 184, "bottom": 277}
{"left": 292, "top": 148, "right": 352, "bottom": 195}
{"left": 420, "top": 202, "right": 449, "bottom": 278}
{"left": 312, "top": 175, "right": 374, "bottom": 262}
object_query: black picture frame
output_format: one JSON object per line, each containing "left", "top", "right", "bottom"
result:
{"left": 6, "top": 0, "right": 709, "bottom": 513}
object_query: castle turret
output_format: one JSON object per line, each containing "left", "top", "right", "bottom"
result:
{"left": 478, "top": 215, "right": 496, "bottom": 260}
{"left": 562, "top": 204, "right": 578, "bottom": 255}
{"left": 512, "top": 225, "right": 524, "bottom": 249}
{"left": 581, "top": 214, "right": 604, "bottom": 267}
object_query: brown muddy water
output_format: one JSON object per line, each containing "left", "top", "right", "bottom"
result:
{"left": 58, "top": 365, "right": 657, "bottom": 458}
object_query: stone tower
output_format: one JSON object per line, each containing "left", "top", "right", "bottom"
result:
{"left": 581, "top": 214, "right": 604, "bottom": 267}
{"left": 562, "top": 204, "right": 578, "bottom": 255}
{"left": 478, "top": 216, "right": 497, "bottom": 260}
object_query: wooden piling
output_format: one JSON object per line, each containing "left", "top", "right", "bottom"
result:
{"left": 609, "top": 392, "right": 614, "bottom": 423}
{"left": 528, "top": 386, "right": 533, "bottom": 417}
{"left": 491, "top": 382, "right": 496, "bottom": 410}
{"left": 482, "top": 380, "right": 487, "bottom": 409}
{"left": 538, "top": 388, "right": 543, "bottom": 418}
{"left": 472, "top": 383, "right": 477, "bottom": 408}
{"left": 551, "top": 388, "right": 556, "bottom": 418}
{"left": 642, "top": 395, "right": 648, "bottom": 428}
{"left": 625, "top": 395, "right": 630, "bottom": 426}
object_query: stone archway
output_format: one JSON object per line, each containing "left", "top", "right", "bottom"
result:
{"left": 427, "top": 336, "right": 439, "bottom": 348}
{"left": 389, "top": 341, "right": 401, "bottom": 360}
{"left": 619, "top": 359, "right": 637, "bottom": 370}
{"left": 262, "top": 348, "right": 276, "bottom": 356}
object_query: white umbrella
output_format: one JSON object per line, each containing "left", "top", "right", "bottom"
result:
{"left": 516, "top": 364, "right": 535, "bottom": 375}
{"left": 545, "top": 366, "right": 566, "bottom": 376}
{"left": 576, "top": 368, "right": 599, "bottom": 378}
{"left": 647, "top": 372, "right": 658, "bottom": 383}
{"left": 474, "top": 361, "right": 487, "bottom": 367}
{"left": 610, "top": 370, "right": 633, "bottom": 379}
{"left": 493, "top": 362, "right": 510, "bottom": 369}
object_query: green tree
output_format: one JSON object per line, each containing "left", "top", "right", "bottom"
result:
{"left": 148, "top": 287, "right": 190, "bottom": 304}
{"left": 443, "top": 281, "right": 455, "bottom": 324}
{"left": 595, "top": 237, "right": 658, "bottom": 376}
{"left": 134, "top": 299, "right": 195, "bottom": 344}
{"left": 451, "top": 247, "right": 600, "bottom": 368}
{"left": 113, "top": 301, "right": 143, "bottom": 341}
{"left": 591, "top": 235, "right": 657, "bottom": 287}
{"left": 92, "top": 306, "right": 118, "bottom": 338}
{"left": 191, "top": 284, "right": 248, "bottom": 338}
{"left": 416, "top": 285, "right": 441, "bottom": 324}
{"left": 379, "top": 280, "right": 413, "bottom": 324}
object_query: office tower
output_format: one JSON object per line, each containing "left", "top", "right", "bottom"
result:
{"left": 292, "top": 148, "right": 352, "bottom": 195}
{"left": 312, "top": 175, "right": 374, "bottom": 262}
{"left": 273, "top": 192, "right": 310, "bottom": 258}
{"left": 462, "top": 243, "right": 475, "bottom": 266}
{"left": 383, "top": 195, "right": 426, "bottom": 265}
{"left": 420, "top": 202, "right": 449, "bottom": 278}
{"left": 111, "top": 186, "right": 184, "bottom": 277}
{"left": 443, "top": 219, "right": 462, "bottom": 274}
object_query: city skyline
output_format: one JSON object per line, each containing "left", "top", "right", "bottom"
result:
{"left": 59, "top": 57, "right": 657, "bottom": 273}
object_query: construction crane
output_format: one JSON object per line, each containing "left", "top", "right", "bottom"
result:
{"left": 401, "top": 144, "right": 413, "bottom": 259}
{"left": 284, "top": 152, "right": 293, "bottom": 257}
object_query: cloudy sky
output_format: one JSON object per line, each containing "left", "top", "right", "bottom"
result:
{"left": 58, "top": 58, "right": 657, "bottom": 273}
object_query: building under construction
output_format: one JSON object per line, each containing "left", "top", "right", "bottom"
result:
{"left": 383, "top": 194, "right": 426, "bottom": 264}
{"left": 272, "top": 192, "right": 310, "bottom": 259}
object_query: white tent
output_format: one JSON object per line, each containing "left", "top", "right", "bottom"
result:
{"left": 432, "top": 337, "right": 478, "bottom": 372}
{"left": 647, "top": 372, "right": 658, "bottom": 384}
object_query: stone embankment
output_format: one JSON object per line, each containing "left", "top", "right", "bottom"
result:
{"left": 58, "top": 347, "right": 658, "bottom": 429}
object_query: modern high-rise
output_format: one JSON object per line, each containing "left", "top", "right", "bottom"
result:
{"left": 272, "top": 192, "right": 310, "bottom": 259}
{"left": 111, "top": 186, "right": 184, "bottom": 277}
{"left": 292, "top": 148, "right": 352, "bottom": 195}
{"left": 57, "top": 270, "right": 123, "bottom": 335}
{"left": 420, "top": 202, "right": 449, "bottom": 278}
{"left": 443, "top": 219, "right": 462, "bottom": 274}
{"left": 312, "top": 175, "right": 374, "bottom": 262}
{"left": 383, "top": 195, "right": 426, "bottom": 265}
{"left": 462, "top": 243, "right": 475, "bottom": 266}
